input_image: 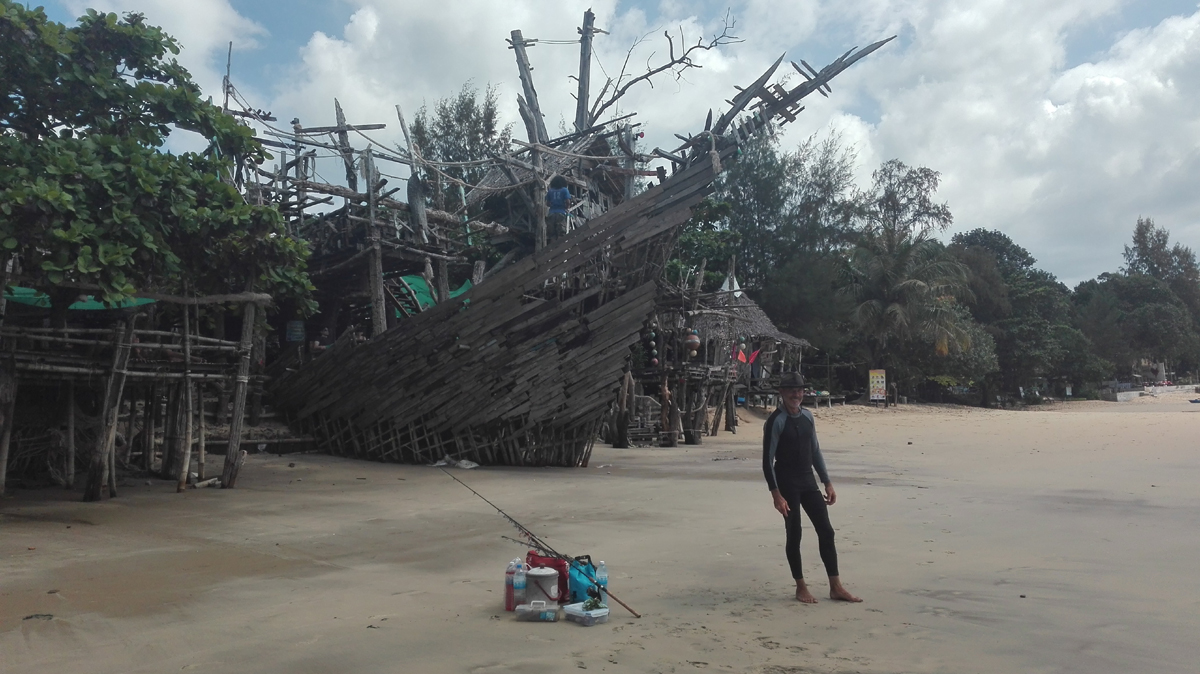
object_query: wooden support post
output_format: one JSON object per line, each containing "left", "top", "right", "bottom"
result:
{"left": 177, "top": 304, "right": 194, "bottom": 492}
{"left": 614, "top": 370, "right": 630, "bottom": 449}
{"left": 422, "top": 257, "right": 436, "bottom": 305}
{"left": 395, "top": 106, "right": 430, "bottom": 243}
{"left": 667, "top": 384, "right": 681, "bottom": 448}
{"left": 84, "top": 319, "right": 136, "bottom": 501}
{"left": 221, "top": 297, "right": 256, "bottom": 488}
{"left": 334, "top": 99, "right": 358, "bottom": 192}
{"left": 367, "top": 148, "right": 388, "bottom": 337}
{"left": 725, "top": 385, "right": 737, "bottom": 434}
{"left": 436, "top": 259, "right": 450, "bottom": 303}
{"left": 659, "top": 374, "right": 671, "bottom": 447}
{"left": 141, "top": 386, "right": 155, "bottom": 473}
{"left": 197, "top": 383, "right": 207, "bottom": 481}
{"left": 534, "top": 164, "right": 547, "bottom": 252}
{"left": 0, "top": 364, "right": 15, "bottom": 498}
{"left": 161, "top": 383, "right": 181, "bottom": 479}
{"left": 65, "top": 380, "right": 75, "bottom": 488}
{"left": 575, "top": 10, "right": 596, "bottom": 132}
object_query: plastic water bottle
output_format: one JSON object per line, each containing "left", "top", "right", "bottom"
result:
{"left": 595, "top": 561, "right": 608, "bottom": 606}
{"left": 504, "top": 559, "right": 518, "bottom": 611}
{"left": 513, "top": 562, "right": 527, "bottom": 605}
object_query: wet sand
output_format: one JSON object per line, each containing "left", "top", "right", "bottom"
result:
{"left": 3, "top": 392, "right": 1199, "bottom": 673}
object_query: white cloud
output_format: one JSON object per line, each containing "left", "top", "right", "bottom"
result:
{"left": 819, "top": 0, "right": 1200, "bottom": 283}
{"left": 56, "top": 0, "right": 1200, "bottom": 283}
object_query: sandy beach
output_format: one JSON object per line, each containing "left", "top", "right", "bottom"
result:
{"left": 3, "top": 392, "right": 1199, "bottom": 674}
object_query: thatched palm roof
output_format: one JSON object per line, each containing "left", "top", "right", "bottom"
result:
{"left": 691, "top": 292, "right": 808, "bottom": 348}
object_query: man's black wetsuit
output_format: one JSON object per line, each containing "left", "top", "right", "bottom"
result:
{"left": 762, "top": 407, "right": 839, "bottom": 579}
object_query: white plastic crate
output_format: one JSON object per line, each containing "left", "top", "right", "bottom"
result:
{"left": 563, "top": 602, "right": 610, "bottom": 626}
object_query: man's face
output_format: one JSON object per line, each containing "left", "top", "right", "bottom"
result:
{"left": 781, "top": 387, "right": 804, "bottom": 409}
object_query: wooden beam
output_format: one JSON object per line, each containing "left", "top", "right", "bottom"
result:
{"left": 295, "top": 123, "right": 386, "bottom": 135}
{"left": 575, "top": 10, "right": 596, "bottom": 132}
{"left": 334, "top": 99, "right": 358, "bottom": 192}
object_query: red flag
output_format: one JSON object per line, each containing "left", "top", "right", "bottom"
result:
{"left": 737, "top": 349, "right": 748, "bottom": 363}
{"left": 749, "top": 348, "right": 761, "bottom": 364}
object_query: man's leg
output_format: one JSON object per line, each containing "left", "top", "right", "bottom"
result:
{"left": 799, "top": 490, "right": 862, "bottom": 602}
{"left": 782, "top": 487, "right": 817, "bottom": 603}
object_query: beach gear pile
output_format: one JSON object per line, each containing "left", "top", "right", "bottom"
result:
{"left": 504, "top": 553, "right": 610, "bottom": 625}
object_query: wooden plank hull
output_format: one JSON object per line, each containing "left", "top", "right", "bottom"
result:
{"left": 272, "top": 151, "right": 729, "bottom": 466}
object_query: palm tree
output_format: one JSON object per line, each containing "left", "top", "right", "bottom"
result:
{"left": 841, "top": 160, "right": 971, "bottom": 368}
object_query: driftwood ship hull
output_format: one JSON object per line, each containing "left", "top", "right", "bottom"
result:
{"left": 272, "top": 152, "right": 729, "bottom": 466}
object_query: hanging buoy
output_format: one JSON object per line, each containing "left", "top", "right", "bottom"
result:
{"left": 689, "top": 350, "right": 698, "bottom": 358}
{"left": 684, "top": 333, "right": 701, "bottom": 351}
{"left": 651, "top": 358, "right": 659, "bottom": 366}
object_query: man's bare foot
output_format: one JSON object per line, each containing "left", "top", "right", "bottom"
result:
{"left": 795, "top": 582, "right": 818, "bottom": 604}
{"left": 828, "top": 577, "right": 862, "bottom": 602}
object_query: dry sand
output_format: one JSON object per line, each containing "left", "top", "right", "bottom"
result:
{"left": 3, "top": 391, "right": 1199, "bottom": 673}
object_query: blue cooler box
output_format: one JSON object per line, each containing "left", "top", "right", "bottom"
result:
{"left": 568, "top": 555, "right": 597, "bottom": 603}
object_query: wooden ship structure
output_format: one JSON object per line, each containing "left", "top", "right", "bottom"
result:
{"left": 0, "top": 9, "right": 893, "bottom": 499}
{"left": 267, "top": 21, "right": 893, "bottom": 466}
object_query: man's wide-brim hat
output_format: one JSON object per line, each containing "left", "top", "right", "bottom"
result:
{"left": 778, "top": 372, "right": 805, "bottom": 389}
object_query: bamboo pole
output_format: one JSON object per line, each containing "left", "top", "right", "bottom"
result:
{"left": 197, "top": 383, "right": 207, "bottom": 481}
{"left": 575, "top": 10, "right": 596, "bottom": 132}
{"left": 366, "top": 148, "right": 388, "bottom": 337}
{"left": 84, "top": 319, "right": 137, "bottom": 501}
{"left": 0, "top": 363, "right": 15, "bottom": 498}
{"left": 177, "top": 304, "right": 194, "bottom": 492}
{"left": 221, "top": 296, "right": 256, "bottom": 488}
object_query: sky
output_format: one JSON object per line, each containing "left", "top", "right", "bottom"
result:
{"left": 36, "top": 0, "right": 1200, "bottom": 286}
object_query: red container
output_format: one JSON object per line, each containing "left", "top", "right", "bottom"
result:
{"left": 526, "top": 551, "right": 569, "bottom": 604}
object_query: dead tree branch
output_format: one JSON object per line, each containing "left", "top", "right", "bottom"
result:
{"left": 588, "top": 13, "right": 741, "bottom": 126}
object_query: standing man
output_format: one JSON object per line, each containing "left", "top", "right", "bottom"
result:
{"left": 545, "top": 175, "right": 572, "bottom": 238}
{"left": 762, "top": 372, "right": 861, "bottom": 603}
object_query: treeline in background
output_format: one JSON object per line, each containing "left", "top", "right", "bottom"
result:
{"left": 666, "top": 133, "right": 1200, "bottom": 404}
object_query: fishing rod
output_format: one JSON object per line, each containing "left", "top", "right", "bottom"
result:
{"left": 440, "top": 468, "right": 641, "bottom": 618}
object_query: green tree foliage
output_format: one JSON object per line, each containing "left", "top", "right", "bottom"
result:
{"left": 410, "top": 82, "right": 512, "bottom": 212}
{"left": 841, "top": 161, "right": 970, "bottom": 367}
{"left": 896, "top": 298, "right": 998, "bottom": 389}
{"left": 665, "top": 199, "right": 738, "bottom": 291}
{"left": 0, "top": 4, "right": 311, "bottom": 308}
{"left": 1122, "top": 217, "right": 1200, "bottom": 326}
{"left": 1074, "top": 273, "right": 1200, "bottom": 372}
{"left": 951, "top": 229, "right": 1111, "bottom": 392}
{"left": 709, "top": 134, "right": 800, "bottom": 290}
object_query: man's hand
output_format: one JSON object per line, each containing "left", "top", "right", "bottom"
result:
{"left": 824, "top": 483, "right": 837, "bottom": 506}
{"left": 772, "top": 489, "right": 790, "bottom": 517}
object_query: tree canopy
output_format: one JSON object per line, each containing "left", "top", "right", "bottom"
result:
{"left": 0, "top": 3, "right": 311, "bottom": 308}
{"left": 668, "top": 127, "right": 1200, "bottom": 402}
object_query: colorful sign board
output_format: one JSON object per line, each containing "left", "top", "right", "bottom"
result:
{"left": 869, "top": 369, "right": 887, "bottom": 401}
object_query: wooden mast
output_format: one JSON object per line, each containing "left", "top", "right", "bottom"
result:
{"left": 575, "top": 10, "right": 596, "bottom": 132}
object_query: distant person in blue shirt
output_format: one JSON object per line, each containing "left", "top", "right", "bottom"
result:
{"left": 763, "top": 372, "right": 862, "bottom": 604}
{"left": 546, "top": 175, "right": 572, "bottom": 237}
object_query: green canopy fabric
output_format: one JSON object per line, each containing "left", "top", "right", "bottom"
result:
{"left": 394, "top": 276, "right": 471, "bottom": 315}
{"left": 4, "top": 286, "right": 156, "bottom": 310}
